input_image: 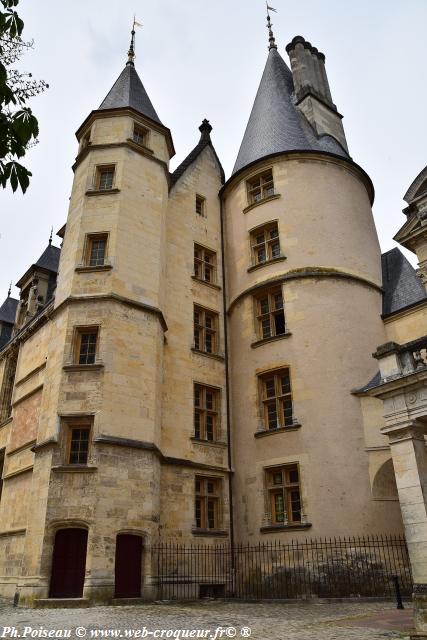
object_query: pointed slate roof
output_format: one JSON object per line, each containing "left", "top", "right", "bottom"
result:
{"left": 16, "top": 244, "right": 61, "bottom": 289}
{"left": 170, "top": 119, "right": 225, "bottom": 188}
{"left": 99, "top": 63, "right": 162, "bottom": 125}
{"left": 381, "top": 247, "right": 427, "bottom": 315}
{"left": 0, "top": 296, "right": 18, "bottom": 324}
{"left": 233, "top": 47, "right": 348, "bottom": 175}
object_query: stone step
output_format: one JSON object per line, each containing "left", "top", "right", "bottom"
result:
{"left": 34, "top": 598, "right": 90, "bottom": 608}
{"left": 111, "top": 598, "right": 146, "bottom": 606}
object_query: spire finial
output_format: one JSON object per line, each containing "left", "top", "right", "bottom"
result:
{"left": 266, "top": 3, "right": 278, "bottom": 50}
{"left": 127, "top": 17, "right": 142, "bottom": 66}
{"left": 49, "top": 226, "right": 53, "bottom": 245}
{"left": 199, "top": 119, "right": 213, "bottom": 140}
{"left": 8, "top": 282, "right": 11, "bottom": 297}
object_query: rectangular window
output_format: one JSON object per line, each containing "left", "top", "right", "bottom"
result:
{"left": 85, "top": 234, "right": 107, "bottom": 267}
{"left": 250, "top": 222, "right": 280, "bottom": 266}
{"left": 196, "top": 195, "right": 206, "bottom": 216}
{"left": 194, "top": 244, "right": 217, "bottom": 284}
{"left": 194, "top": 384, "right": 220, "bottom": 441}
{"left": 194, "top": 306, "right": 218, "bottom": 355}
{"left": 266, "top": 465, "right": 301, "bottom": 524}
{"left": 0, "top": 353, "right": 17, "bottom": 423}
{"left": 195, "top": 476, "right": 221, "bottom": 529}
{"left": 247, "top": 169, "right": 274, "bottom": 205}
{"left": 133, "top": 124, "right": 147, "bottom": 146}
{"left": 75, "top": 327, "right": 99, "bottom": 365}
{"left": 68, "top": 426, "right": 90, "bottom": 465}
{"left": 259, "top": 368, "right": 293, "bottom": 430}
{"left": 96, "top": 165, "right": 115, "bottom": 191}
{"left": 255, "top": 287, "right": 286, "bottom": 339}
{"left": 0, "top": 448, "right": 4, "bottom": 502}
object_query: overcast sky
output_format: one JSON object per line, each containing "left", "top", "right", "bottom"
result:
{"left": 1, "top": 0, "right": 426, "bottom": 301}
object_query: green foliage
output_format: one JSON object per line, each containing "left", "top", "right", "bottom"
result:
{"left": 0, "top": 0, "right": 48, "bottom": 193}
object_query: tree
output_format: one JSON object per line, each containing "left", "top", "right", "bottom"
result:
{"left": 0, "top": 0, "right": 48, "bottom": 193}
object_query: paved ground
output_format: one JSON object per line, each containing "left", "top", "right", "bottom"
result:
{"left": 0, "top": 599, "right": 415, "bottom": 640}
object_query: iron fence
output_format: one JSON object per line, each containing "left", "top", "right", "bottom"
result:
{"left": 152, "top": 535, "right": 412, "bottom": 601}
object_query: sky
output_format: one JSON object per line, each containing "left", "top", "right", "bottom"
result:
{"left": 1, "top": 0, "right": 426, "bottom": 301}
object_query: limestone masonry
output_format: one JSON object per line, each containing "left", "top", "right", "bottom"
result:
{"left": 0, "top": 23, "right": 427, "bottom": 611}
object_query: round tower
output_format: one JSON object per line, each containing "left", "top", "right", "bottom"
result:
{"left": 222, "top": 32, "right": 403, "bottom": 540}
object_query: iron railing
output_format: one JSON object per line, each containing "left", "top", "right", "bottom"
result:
{"left": 152, "top": 535, "right": 412, "bottom": 601}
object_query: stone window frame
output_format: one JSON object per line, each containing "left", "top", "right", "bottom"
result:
{"left": 73, "top": 325, "right": 100, "bottom": 366}
{"left": 193, "top": 305, "right": 219, "bottom": 356}
{"left": 253, "top": 286, "right": 286, "bottom": 341}
{"left": 257, "top": 367, "right": 294, "bottom": 431}
{"left": 0, "top": 350, "right": 18, "bottom": 424}
{"left": 132, "top": 122, "right": 149, "bottom": 147}
{"left": 94, "top": 164, "right": 116, "bottom": 192}
{"left": 0, "top": 447, "right": 5, "bottom": 502}
{"left": 264, "top": 463, "right": 302, "bottom": 525}
{"left": 195, "top": 194, "right": 206, "bottom": 217}
{"left": 62, "top": 416, "right": 93, "bottom": 466}
{"left": 249, "top": 220, "right": 281, "bottom": 267}
{"left": 193, "top": 382, "right": 221, "bottom": 443}
{"left": 193, "top": 243, "right": 217, "bottom": 285}
{"left": 194, "top": 475, "right": 223, "bottom": 531}
{"left": 246, "top": 168, "right": 275, "bottom": 206}
{"left": 83, "top": 232, "right": 109, "bottom": 268}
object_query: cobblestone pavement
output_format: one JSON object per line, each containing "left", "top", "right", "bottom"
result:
{"left": 0, "top": 599, "right": 414, "bottom": 640}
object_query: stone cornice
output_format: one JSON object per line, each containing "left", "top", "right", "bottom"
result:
{"left": 228, "top": 268, "right": 382, "bottom": 313}
{"left": 93, "top": 434, "right": 230, "bottom": 473}
{"left": 220, "top": 151, "right": 375, "bottom": 205}
{"left": 52, "top": 293, "right": 168, "bottom": 332}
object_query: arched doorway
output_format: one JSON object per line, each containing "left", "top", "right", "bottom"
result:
{"left": 49, "top": 528, "right": 88, "bottom": 598}
{"left": 115, "top": 534, "right": 143, "bottom": 598}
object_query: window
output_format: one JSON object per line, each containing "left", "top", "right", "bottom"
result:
{"left": 194, "top": 244, "right": 217, "bottom": 284}
{"left": 0, "top": 352, "right": 17, "bottom": 423}
{"left": 67, "top": 426, "right": 90, "bottom": 464}
{"left": 255, "top": 288, "right": 286, "bottom": 339}
{"left": 0, "top": 448, "right": 4, "bottom": 502}
{"left": 250, "top": 222, "right": 280, "bottom": 265}
{"left": 133, "top": 124, "right": 147, "bottom": 146}
{"left": 196, "top": 195, "right": 206, "bottom": 216}
{"left": 85, "top": 234, "right": 107, "bottom": 267}
{"left": 96, "top": 165, "right": 115, "bottom": 191}
{"left": 194, "top": 306, "right": 218, "bottom": 355}
{"left": 266, "top": 465, "right": 301, "bottom": 524}
{"left": 259, "top": 368, "right": 293, "bottom": 430}
{"left": 75, "top": 327, "right": 98, "bottom": 365}
{"left": 194, "top": 384, "right": 220, "bottom": 441}
{"left": 195, "top": 476, "right": 221, "bottom": 530}
{"left": 247, "top": 169, "right": 274, "bottom": 205}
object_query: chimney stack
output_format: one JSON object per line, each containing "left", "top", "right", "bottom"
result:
{"left": 286, "top": 36, "right": 348, "bottom": 153}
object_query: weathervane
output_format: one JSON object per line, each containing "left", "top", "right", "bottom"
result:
{"left": 49, "top": 226, "right": 53, "bottom": 245}
{"left": 266, "top": 3, "right": 278, "bottom": 50}
{"left": 127, "top": 16, "right": 143, "bottom": 66}
{"left": 7, "top": 281, "right": 11, "bottom": 297}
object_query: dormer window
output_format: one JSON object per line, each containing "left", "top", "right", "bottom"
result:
{"left": 96, "top": 165, "right": 115, "bottom": 191}
{"left": 247, "top": 169, "right": 274, "bottom": 205}
{"left": 133, "top": 124, "right": 147, "bottom": 146}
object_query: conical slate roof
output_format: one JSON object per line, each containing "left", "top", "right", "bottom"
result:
{"left": 99, "top": 63, "right": 162, "bottom": 125}
{"left": 233, "top": 47, "right": 348, "bottom": 174}
{"left": 0, "top": 296, "right": 18, "bottom": 324}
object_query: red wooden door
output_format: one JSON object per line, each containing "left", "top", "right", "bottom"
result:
{"left": 49, "top": 528, "right": 88, "bottom": 598}
{"left": 115, "top": 534, "right": 143, "bottom": 598}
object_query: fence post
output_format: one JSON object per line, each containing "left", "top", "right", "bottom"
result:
{"left": 392, "top": 575, "right": 404, "bottom": 609}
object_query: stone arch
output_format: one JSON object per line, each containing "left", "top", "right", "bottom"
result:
{"left": 372, "top": 459, "right": 398, "bottom": 500}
